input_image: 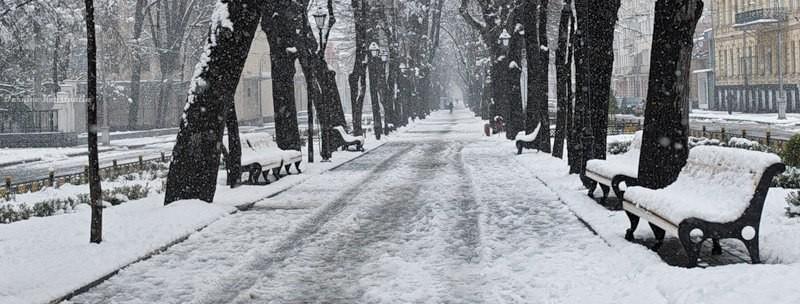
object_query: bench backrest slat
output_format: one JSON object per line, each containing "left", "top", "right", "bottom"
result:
{"left": 682, "top": 146, "right": 782, "bottom": 192}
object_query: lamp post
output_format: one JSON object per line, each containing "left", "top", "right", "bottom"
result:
{"left": 309, "top": 7, "right": 327, "bottom": 163}
{"left": 380, "top": 48, "right": 390, "bottom": 134}
{"left": 368, "top": 42, "right": 383, "bottom": 139}
{"left": 399, "top": 63, "right": 408, "bottom": 126}
{"left": 498, "top": 29, "right": 511, "bottom": 133}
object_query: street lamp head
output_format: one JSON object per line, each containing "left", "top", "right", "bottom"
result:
{"left": 312, "top": 6, "right": 327, "bottom": 31}
{"left": 380, "top": 48, "right": 389, "bottom": 62}
{"left": 499, "top": 29, "right": 511, "bottom": 47}
{"left": 369, "top": 42, "right": 380, "bottom": 57}
{"left": 399, "top": 63, "right": 407, "bottom": 72}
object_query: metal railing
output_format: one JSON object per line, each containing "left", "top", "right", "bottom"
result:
{"left": 1, "top": 153, "right": 171, "bottom": 201}
{"left": 689, "top": 126, "right": 787, "bottom": 151}
{"left": 735, "top": 7, "right": 789, "bottom": 25}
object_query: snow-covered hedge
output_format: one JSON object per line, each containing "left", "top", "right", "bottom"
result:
{"left": 786, "top": 191, "right": 800, "bottom": 217}
{"left": 0, "top": 167, "right": 166, "bottom": 224}
{"left": 607, "top": 141, "right": 631, "bottom": 155}
{"left": 783, "top": 134, "right": 800, "bottom": 167}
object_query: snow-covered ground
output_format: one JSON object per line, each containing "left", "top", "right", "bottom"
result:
{"left": 0, "top": 127, "right": 395, "bottom": 304}
{"left": 7, "top": 109, "right": 800, "bottom": 303}
{"left": 690, "top": 110, "right": 800, "bottom": 126}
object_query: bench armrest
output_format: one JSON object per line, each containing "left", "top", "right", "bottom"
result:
{"left": 611, "top": 175, "right": 639, "bottom": 190}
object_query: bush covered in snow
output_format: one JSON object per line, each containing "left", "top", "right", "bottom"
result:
{"left": 783, "top": 134, "right": 800, "bottom": 167}
{"left": 786, "top": 191, "right": 800, "bottom": 218}
{"left": 773, "top": 166, "right": 800, "bottom": 189}
{"left": 688, "top": 136, "right": 722, "bottom": 148}
{"left": 607, "top": 140, "right": 631, "bottom": 155}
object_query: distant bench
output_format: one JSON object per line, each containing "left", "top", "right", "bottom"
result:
{"left": 515, "top": 123, "right": 541, "bottom": 155}
{"left": 620, "top": 146, "right": 784, "bottom": 267}
{"left": 222, "top": 133, "right": 302, "bottom": 185}
{"left": 334, "top": 126, "right": 365, "bottom": 152}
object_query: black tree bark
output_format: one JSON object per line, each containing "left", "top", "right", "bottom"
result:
{"left": 638, "top": 0, "right": 703, "bottom": 189}
{"left": 128, "top": 0, "right": 146, "bottom": 129}
{"left": 85, "top": 0, "right": 103, "bottom": 244}
{"left": 569, "top": 0, "right": 589, "bottom": 174}
{"left": 525, "top": 0, "right": 550, "bottom": 151}
{"left": 586, "top": 0, "right": 620, "bottom": 162}
{"left": 263, "top": 0, "right": 302, "bottom": 150}
{"left": 553, "top": 2, "right": 572, "bottom": 159}
{"left": 349, "top": 0, "right": 369, "bottom": 136}
{"left": 164, "top": 0, "right": 260, "bottom": 204}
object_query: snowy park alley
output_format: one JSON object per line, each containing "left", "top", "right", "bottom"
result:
{"left": 0, "top": 110, "right": 792, "bottom": 303}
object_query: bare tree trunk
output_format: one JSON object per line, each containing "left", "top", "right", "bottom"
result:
{"left": 525, "top": 0, "right": 547, "bottom": 145}
{"left": 638, "top": 0, "right": 703, "bottom": 188}
{"left": 553, "top": 2, "right": 572, "bottom": 159}
{"left": 368, "top": 59, "right": 383, "bottom": 140}
{"left": 128, "top": 0, "right": 146, "bottom": 130}
{"left": 84, "top": 0, "right": 103, "bottom": 244}
{"left": 349, "top": 0, "right": 368, "bottom": 136}
{"left": 262, "top": 0, "right": 302, "bottom": 150}
{"left": 224, "top": 103, "right": 241, "bottom": 187}
{"left": 569, "top": 0, "right": 589, "bottom": 174}
{"left": 587, "top": 0, "right": 620, "bottom": 162}
{"left": 164, "top": 0, "right": 261, "bottom": 204}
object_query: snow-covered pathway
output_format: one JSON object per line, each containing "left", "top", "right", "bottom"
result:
{"left": 69, "top": 110, "right": 643, "bottom": 303}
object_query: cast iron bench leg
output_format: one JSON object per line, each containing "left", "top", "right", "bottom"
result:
{"left": 743, "top": 236, "right": 760, "bottom": 264}
{"left": 712, "top": 239, "right": 722, "bottom": 255}
{"left": 649, "top": 223, "right": 666, "bottom": 251}
{"left": 284, "top": 164, "right": 292, "bottom": 175}
{"left": 295, "top": 161, "right": 302, "bottom": 174}
{"left": 586, "top": 181, "right": 598, "bottom": 199}
{"left": 261, "top": 169, "right": 271, "bottom": 185}
{"left": 599, "top": 184, "right": 610, "bottom": 205}
{"left": 625, "top": 211, "right": 639, "bottom": 241}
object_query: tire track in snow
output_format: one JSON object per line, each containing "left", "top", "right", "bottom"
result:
{"left": 193, "top": 143, "right": 419, "bottom": 303}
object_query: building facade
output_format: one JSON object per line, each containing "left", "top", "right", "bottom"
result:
{"left": 612, "top": 0, "right": 654, "bottom": 112}
{"left": 713, "top": 0, "right": 800, "bottom": 113}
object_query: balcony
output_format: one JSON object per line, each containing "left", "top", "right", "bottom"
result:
{"left": 734, "top": 7, "right": 789, "bottom": 28}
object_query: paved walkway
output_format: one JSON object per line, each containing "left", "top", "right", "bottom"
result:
{"left": 70, "top": 110, "right": 632, "bottom": 303}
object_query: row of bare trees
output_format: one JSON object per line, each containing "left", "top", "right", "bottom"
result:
{"left": 454, "top": 0, "right": 703, "bottom": 188}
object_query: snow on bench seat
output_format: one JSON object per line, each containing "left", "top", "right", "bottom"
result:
{"left": 585, "top": 131, "right": 643, "bottom": 180}
{"left": 243, "top": 133, "right": 302, "bottom": 174}
{"left": 515, "top": 123, "right": 541, "bottom": 154}
{"left": 621, "top": 145, "right": 785, "bottom": 266}
{"left": 222, "top": 134, "right": 282, "bottom": 169}
{"left": 583, "top": 131, "right": 642, "bottom": 203}
{"left": 625, "top": 146, "right": 780, "bottom": 224}
{"left": 333, "top": 126, "right": 365, "bottom": 151}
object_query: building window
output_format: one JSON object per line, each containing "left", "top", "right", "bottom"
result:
{"left": 791, "top": 40, "right": 797, "bottom": 74}
{"left": 766, "top": 47, "right": 773, "bottom": 75}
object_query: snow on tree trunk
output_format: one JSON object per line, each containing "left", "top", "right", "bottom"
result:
{"left": 164, "top": 0, "right": 260, "bottom": 204}
{"left": 553, "top": 2, "right": 573, "bottom": 159}
{"left": 85, "top": 0, "right": 103, "bottom": 244}
{"left": 587, "top": 0, "right": 620, "bottom": 162}
{"left": 638, "top": 0, "right": 703, "bottom": 189}
{"left": 262, "top": 1, "right": 302, "bottom": 151}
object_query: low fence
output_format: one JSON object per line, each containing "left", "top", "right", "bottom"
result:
{"left": 689, "top": 127, "right": 788, "bottom": 152}
{"left": 1, "top": 153, "right": 172, "bottom": 201}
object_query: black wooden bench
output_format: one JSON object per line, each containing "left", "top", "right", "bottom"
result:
{"left": 621, "top": 146, "right": 785, "bottom": 267}
{"left": 222, "top": 134, "right": 285, "bottom": 185}
{"left": 515, "top": 123, "right": 541, "bottom": 155}
{"left": 333, "top": 125, "right": 365, "bottom": 152}
{"left": 583, "top": 131, "right": 642, "bottom": 205}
